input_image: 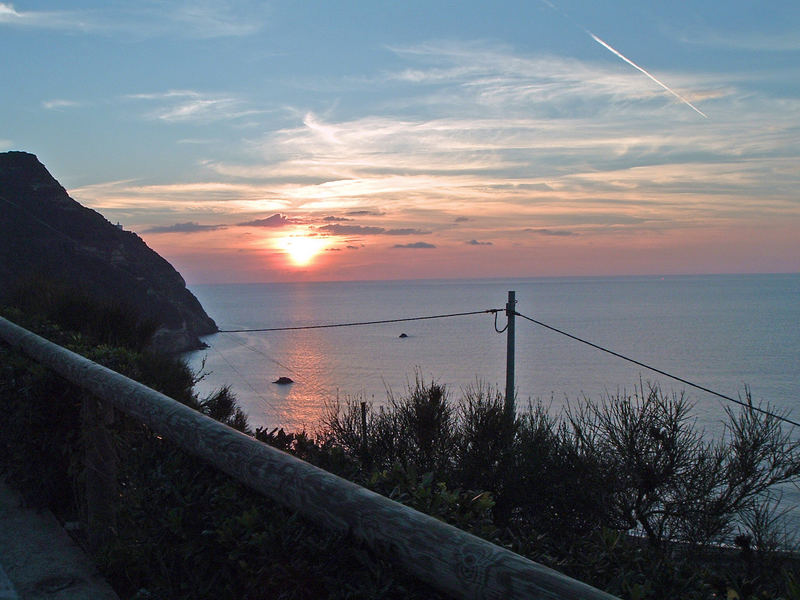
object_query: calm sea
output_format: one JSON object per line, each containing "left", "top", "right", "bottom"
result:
{"left": 185, "top": 273, "right": 799, "bottom": 436}
{"left": 184, "top": 273, "right": 800, "bottom": 525}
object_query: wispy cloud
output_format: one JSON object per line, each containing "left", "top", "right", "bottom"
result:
{"left": 69, "top": 179, "right": 292, "bottom": 220}
{"left": 384, "top": 228, "right": 431, "bottom": 236}
{"left": 177, "top": 138, "right": 219, "bottom": 145}
{"left": 386, "top": 41, "right": 692, "bottom": 111}
{"left": 0, "top": 3, "right": 92, "bottom": 30}
{"left": 42, "top": 99, "right": 82, "bottom": 110}
{"left": 313, "top": 223, "right": 432, "bottom": 239}
{"left": 319, "top": 224, "right": 386, "bottom": 236}
{"left": 0, "top": 1, "right": 267, "bottom": 38}
{"left": 127, "top": 90, "right": 260, "bottom": 123}
{"left": 524, "top": 228, "right": 576, "bottom": 237}
{"left": 64, "top": 36, "right": 800, "bottom": 276}
{"left": 393, "top": 242, "right": 436, "bottom": 249}
{"left": 238, "top": 214, "right": 299, "bottom": 228}
{"left": 143, "top": 222, "right": 227, "bottom": 233}
{"left": 223, "top": 43, "right": 732, "bottom": 202}
{"left": 347, "top": 210, "right": 385, "bottom": 216}
{"left": 161, "top": 1, "right": 267, "bottom": 38}
{"left": 0, "top": 3, "right": 18, "bottom": 18}
{"left": 533, "top": 0, "right": 708, "bottom": 117}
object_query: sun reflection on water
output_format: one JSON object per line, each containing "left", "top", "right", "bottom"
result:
{"left": 264, "top": 329, "right": 334, "bottom": 431}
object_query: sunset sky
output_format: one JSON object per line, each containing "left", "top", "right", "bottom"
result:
{"left": 2, "top": 1, "right": 799, "bottom": 283}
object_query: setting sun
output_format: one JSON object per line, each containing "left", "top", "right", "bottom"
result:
{"left": 278, "top": 235, "right": 328, "bottom": 267}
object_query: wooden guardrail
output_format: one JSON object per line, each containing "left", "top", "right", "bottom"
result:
{"left": 0, "top": 315, "right": 619, "bottom": 600}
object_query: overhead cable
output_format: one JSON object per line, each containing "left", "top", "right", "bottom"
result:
{"left": 218, "top": 308, "right": 502, "bottom": 333}
{"left": 205, "top": 339, "right": 278, "bottom": 414}
{"left": 514, "top": 310, "right": 800, "bottom": 429}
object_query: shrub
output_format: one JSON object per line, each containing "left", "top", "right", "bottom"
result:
{"left": 319, "top": 377, "right": 800, "bottom": 598}
{"left": 323, "top": 373, "right": 457, "bottom": 477}
{"left": 0, "top": 346, "right": 82, "bottom": 510}
{"left": 104, "top": 426, "right": 445, "bottom": 600}
{"left": 388, "top": 374, "right": 455, "bottom": 475}
{"left": 566, "top": 382, "right": 800, "bottom": 550}
{"left": 0, "top": 311, "right": 446, "bottom": 599}
{"left": 200, "top": 385, "right": 251, "bottom": 433}
{"left": 453, "top": 381, "right": 510, "bottom": 495}
{"left": 5, "top": 299, "right": 800, "bottom": 599}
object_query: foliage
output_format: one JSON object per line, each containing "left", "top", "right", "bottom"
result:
{"left": 321, "top": 377, "right": 800, "bottom": 599}
{"left": 3, "top": 292, "right": 800, "bottom": 599}
{"left": 366, "top": 465, "right": 498, "bottom": 540}
{"left": 103, "top": 425, "right": 444, "bottom": 600}
{"left": 347, "top": 372, "right": 457, "bottom": 477}
{"left": 0, "top": 302, "right": 445, "bottom": 599}
{"left": 452, "top": 381, "right": 512, "bottom": 499}
{"left": 566, "top": 383, "right": 800, "bottom": 549}
{"left": 5, "top": 276, "right": 158, "bottom": 351}
{"left": 200, "top": 385, "right": 251, "bottom": 433}
{"left": 0, "top": 345, "right": 81, "bottom": 510}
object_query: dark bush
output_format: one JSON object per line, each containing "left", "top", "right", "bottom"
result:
{"left": 0, "top": 309, "right": 447, "bottom": 599}
{"left": 565, "top": 383, "right": 800, "bottom": 550}
{"left": 320, "top": 377, "right": 800, "bottom": 599}
{"left": 4, "top": 297, "right": 800, "bottom": 599}
{"left": 5, "top": 276, "right": 158, "bottom": 351}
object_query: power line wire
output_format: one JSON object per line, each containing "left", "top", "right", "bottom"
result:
{"left": 513, "top": 310, "right": 800, "bottom": 428}
{"left": 8, "top": 188, "right": 790, "bottom": 426}
{"left": 215, "top": 309, "right": 505, "bottom": 424}
{"left": 217, "top": 308, "right": 502, "bottom": 333}
{"left": 217, "top": 332, "right": 342, "bottom": 417}
{"left": 203, "top": 338, "right": 279, "bottom": 416}
{"left": 220, "top": 333, "right": 296, "bottom": 375}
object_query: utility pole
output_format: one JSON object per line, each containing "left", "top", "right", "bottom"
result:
{"left": 504, "top": 290, "right": 516, "bottom": 420}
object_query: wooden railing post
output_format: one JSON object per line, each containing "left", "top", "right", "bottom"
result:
{"left": 81, "top": 395, "right": 117, "bottom": 553}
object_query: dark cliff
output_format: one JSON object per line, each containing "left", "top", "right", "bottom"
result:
{"left": 0, "top": 151, "right": 217, "bottom": 352}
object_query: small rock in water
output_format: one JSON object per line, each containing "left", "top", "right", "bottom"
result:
{"left": 398, "top": 333, "right": 408, "bottom": 338}
{"left": 273, "top": 376, "right": 294, "bottom": 384}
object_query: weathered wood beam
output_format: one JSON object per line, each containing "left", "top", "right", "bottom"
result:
{"left": 0, "top": 315, "right": 619, "bottom": 600}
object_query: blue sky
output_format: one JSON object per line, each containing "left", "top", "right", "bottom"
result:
{"left": 2, "top": 1, "right": 799, "bottom": 283}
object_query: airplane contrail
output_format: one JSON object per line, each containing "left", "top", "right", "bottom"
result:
{"left": 537, "top": 0, "right": 708, "bottom": 118}
{"left": 588, "top": 31, "right": 708, "bottom": 118}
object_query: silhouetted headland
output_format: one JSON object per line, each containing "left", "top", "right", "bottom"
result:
{"left": 0, "top": 151, "right": 217, "bottom": 352}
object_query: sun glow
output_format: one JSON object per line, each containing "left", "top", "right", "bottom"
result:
{"left": 278, "top": 235, "right": 328, "bottom": 266}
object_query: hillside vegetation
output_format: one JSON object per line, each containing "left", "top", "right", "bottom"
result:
{"left": 0, "top": 151, "right": 216, "bottom": 352}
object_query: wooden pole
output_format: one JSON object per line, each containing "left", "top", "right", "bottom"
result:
{"left": 504, "top": 290, "right": 516, "bottom": 420}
